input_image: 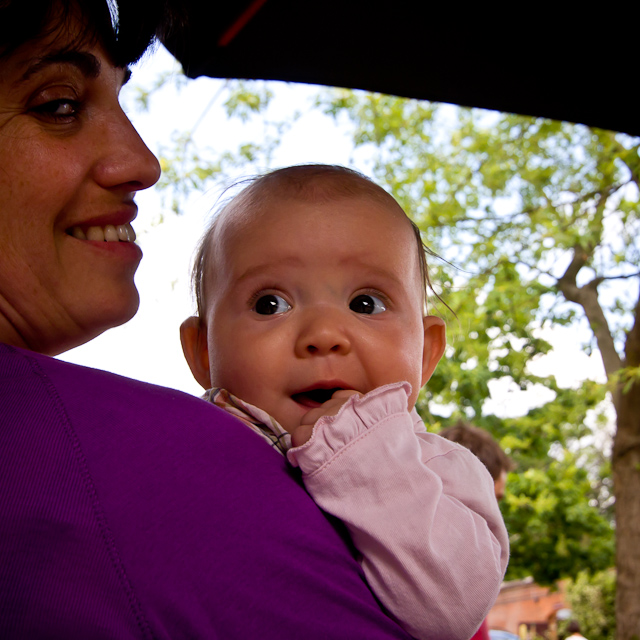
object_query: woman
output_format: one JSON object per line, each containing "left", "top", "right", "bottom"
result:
{"left": 0, "top": 2, "right": 414, "bottom": 637}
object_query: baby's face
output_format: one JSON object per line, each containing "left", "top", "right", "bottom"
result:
{"left": 197, "top": 195, "right": 444, "bottom": 433}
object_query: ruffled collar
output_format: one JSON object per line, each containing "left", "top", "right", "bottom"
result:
{"left": 203, "top": 387, "right": 291, "bottom": 455}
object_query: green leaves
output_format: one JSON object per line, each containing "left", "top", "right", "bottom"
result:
{"left": 564, "top": 570, "right": 616, "bottom": 640}
{"left": 223, "top": 81, "right": 274, "bottom": 122}
{"left": 503, "top": 460, "right": 614, "bottom": 585}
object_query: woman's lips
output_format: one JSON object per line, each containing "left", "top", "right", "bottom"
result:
{"left": 67, "top": 222, "right": 136, "bottom": 243}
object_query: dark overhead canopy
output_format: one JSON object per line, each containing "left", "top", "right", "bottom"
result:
{"left": 162, "top": 1, "right": 637, "bottom": 137}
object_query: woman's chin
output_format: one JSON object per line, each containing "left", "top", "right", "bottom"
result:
{"left": 91, "top": 291, "right": 141, "bottom": 336}
{"left": 43, "top": 291, "right": 140, "bottom": 356}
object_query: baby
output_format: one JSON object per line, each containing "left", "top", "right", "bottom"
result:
{"left": 180, "top": 164, "right": 509, "bottom": 640}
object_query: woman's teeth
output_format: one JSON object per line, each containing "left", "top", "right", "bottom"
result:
{"left": 69, "top": 223, "right": 136, "bottom": 242}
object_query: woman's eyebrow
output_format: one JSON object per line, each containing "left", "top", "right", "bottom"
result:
{"left": 20, "top": 50, "right": 101, "bottom": 83}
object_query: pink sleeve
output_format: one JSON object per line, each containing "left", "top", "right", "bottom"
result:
{"left": 287, "top": 382, "right": 509, "bottom": 640}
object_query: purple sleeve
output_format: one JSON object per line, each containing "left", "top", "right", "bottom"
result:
{"left": 0, "top": 344, "right": 412, "bottom": 639}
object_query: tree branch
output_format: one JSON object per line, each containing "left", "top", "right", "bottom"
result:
{"left": 556, "top": 246, "right": 623, "bottom": 379}
{"left": 597, "top": 271, "right": 640, "bottom": 283}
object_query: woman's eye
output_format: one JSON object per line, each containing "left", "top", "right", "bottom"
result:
{"left": 349, "top": 294, "right": 386, "bottom": 315}
{"left": 32, "top": 99, "right": 80, "bottom": 121}
{"left": 253, "top": 294, "right": 291, "bottom": 316}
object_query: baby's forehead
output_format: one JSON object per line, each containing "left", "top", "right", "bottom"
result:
{"left": 208, "top": 188, "right": 419, "bottom": 282}
{"left": 217, "top": 188, "right": 410, "bottom": 237}
{"left": 212, "top": 193, "right": 422, "bottom": 284}
{"left": 196, "top": 169, "right": 429, "bottom": 315}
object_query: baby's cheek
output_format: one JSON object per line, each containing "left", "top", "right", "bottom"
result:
{"left": 209, "top": 353, "right": 247, "bottom": 394}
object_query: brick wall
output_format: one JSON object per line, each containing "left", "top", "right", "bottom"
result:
{"left": 487, "top": 578, "right": 569, "bottom": 639}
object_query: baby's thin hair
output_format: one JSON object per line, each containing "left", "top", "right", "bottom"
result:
{"left": 191, "top": 164, "right": 441, "bottom": 322}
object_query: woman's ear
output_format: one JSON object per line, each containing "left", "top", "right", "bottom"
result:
{"left": 180, "top": 316, "right": 212, "bottom": 390}
{"left": 421, "top": 315, "right": 446, "bottom": 386}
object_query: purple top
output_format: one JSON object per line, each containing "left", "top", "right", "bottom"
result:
{"left": 0, "top": 344, "right": 411, "bottom": 639}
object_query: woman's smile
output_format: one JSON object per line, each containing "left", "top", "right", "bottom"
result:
{"left": 68, "top": 222, "right": 137, "bottom": 243}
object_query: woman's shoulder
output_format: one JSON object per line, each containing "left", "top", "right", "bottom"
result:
{"left": 1, "top": 342, "right": 220, "bottom": 421}
{"left": 0, "top": 342, "right": 413, "bottom": 638}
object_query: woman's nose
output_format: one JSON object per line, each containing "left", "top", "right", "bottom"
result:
{"left": 294, "top": 309, "right": 352, "bottom": 358}
{"left": 93, "top": 107, "right": 161, "bottom": 193}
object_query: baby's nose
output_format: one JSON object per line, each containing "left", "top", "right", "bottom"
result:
{"left": 295, "top": 311, "right": 352, "bottom": 357}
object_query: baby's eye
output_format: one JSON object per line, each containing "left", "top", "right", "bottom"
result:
{"left": 253, "top": 294, "right": 291, "bottom": 316}
{"left": 349, "top": 294, "right": 386, "bottom": 315}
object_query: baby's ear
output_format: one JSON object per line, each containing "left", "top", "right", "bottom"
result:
{"left": 180, "top": 316, "right": 212, "bottom": 390}
{"left": 421, "top": 316, "right": 446, "bottom": 386}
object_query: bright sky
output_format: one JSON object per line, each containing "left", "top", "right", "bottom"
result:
{"left": 59, "top": 44, "right": 607, "bottom": 419}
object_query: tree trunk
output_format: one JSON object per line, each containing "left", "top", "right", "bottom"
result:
{"left": 612, "top": 289, "right": 640, "bottom": 640}
{"left": 612, "top": 380, "right": 640, "bottom": 640}
{"left": 559, "top": 258, "right": 640, "bottom": 638}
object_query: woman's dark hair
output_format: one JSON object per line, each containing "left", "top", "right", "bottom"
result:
{"left": 0, "top": 0, "right": 172, "bottom": 66}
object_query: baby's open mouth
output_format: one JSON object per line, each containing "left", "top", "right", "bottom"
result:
{"left": 291, "top": 387, "right": 343, "bottom": 407}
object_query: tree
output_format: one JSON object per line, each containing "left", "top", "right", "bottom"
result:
{"left": 318, "top": 91, "right": 638, "bottom": 639}
{"left": 564, "top": 569, "right": 616, "bottom": 640}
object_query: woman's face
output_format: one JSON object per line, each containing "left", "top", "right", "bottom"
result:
{"left": 0, "top": 20, "right": 160, "bottom": 355}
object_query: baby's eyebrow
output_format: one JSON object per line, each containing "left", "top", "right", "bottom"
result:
{"left": 234, "top": 257, "right": 304, "bottom": 284}
{"left": 340, "top": 257, "right": 406, "bottom": 285}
